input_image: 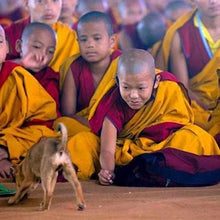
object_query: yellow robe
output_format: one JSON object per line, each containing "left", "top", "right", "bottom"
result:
{"left": 160, "top": 8, "right": 220, "bottom": 130}
{"left": 50, "top": 22, "right": 79, "bottom": 72}
{"left": 66, "top": 74, "right": 220, "bottom": 180}
{"left": 54, "top": 53, "right": 120, "bottom": 136}
{"left": 0, "top": 63, "right": 58, "bottom": 164}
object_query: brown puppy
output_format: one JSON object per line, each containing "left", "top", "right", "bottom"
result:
{"left": 8, "top": 123, "right": 85, "bottom": 211}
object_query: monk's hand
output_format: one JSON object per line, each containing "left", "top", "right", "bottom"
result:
{"left": 0, "top": 159, "right": 13, "bottom": 179}
{"left": 98, "top": 169, "right": 115, "bottom": 185}
{"left": 21, "top": 51, "right": 47, "bottom": 70}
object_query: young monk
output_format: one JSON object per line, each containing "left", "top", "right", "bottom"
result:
{"left": 136, "top": 12, "right": 167, "bottom": 58}
{"left": 14, "top": 22, "right": 60, "bottom": 117}
{"left": 58, "top": 0, "right": 78, "bottom": 29}
{"left": 118, "top": 0, "right": 148, "bottom": 50}
{"left": 4, "top": 0, "right": 79, "bottom": 72}
{"left": 164, "top": 0, "right": 192, "bottom": 24}
{"left": 75, "top": 0, "right": 109, "bottom": 17}
{"left": 0, "top": 23, "right": 58, "bottom": 179}
{"left": 67, "top": 49, "right": 220, "bottom": 186}
{"left": 54, "top": 11, "right": 121, "bottom": 136}
{"left": 157, "top": 0, "right": 220, "bottom": 131}
{"left": 0, "top": 0, "right": 28, "bottom": 27}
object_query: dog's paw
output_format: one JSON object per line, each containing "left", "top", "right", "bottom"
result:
{"left": 8, "top": 197, "right": 16, "bottom": 205}
{"left": 77, "top": 203, "right": 86, "bottom": 211}
{"left": 39, "top": 201, "right": 50, "bottom": 211}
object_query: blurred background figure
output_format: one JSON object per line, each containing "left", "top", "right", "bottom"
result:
{"left": 75, "top": 0, "right": 109, "bottom": 18}
{"left": 145, "top": 0, "right": 172, "bottom": 14}
{"left": 58, "top": 0, "right": 78, "bottom": 29}
{"left": 106, "top": 0, "right": 121, "bottom": 33}
{"left": 118, "top": 0, "right": 148, "bottom": 50}
{"left": 164, "top": 0, "right": 192, "bottom": 25}
{"left": 0, "top": 0, "right": 28, "bottom": 27}
{"left": 137, "top": 12, "right": 167, "bottom": 58}
{"left": 73, "top": 0, "right": 109, "bottom": 30}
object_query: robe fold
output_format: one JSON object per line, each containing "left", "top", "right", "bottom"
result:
{"left": 0, "top": 61, "right": 58, "bottom": 164}
{"left": 68, "top": 71, "right": 220, "bottom": 185}
{"left": 160, "top": 8, "right": 220, "bottom": 130}
{"left": 54, "top": 50, "right": 122, "bottom": 136}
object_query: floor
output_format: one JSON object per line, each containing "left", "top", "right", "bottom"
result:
{"left": 0, "top": 181, "right": 220, "bottom": 220}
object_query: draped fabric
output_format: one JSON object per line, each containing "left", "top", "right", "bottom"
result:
{"left": 0, "top": 61, "right": 58, "bottom": 164}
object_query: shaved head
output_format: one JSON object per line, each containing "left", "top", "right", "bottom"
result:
{"left": 117, "top": 49, "right": 155, "bottom": 79}
{"left": 21, "top": 22, "right": 56, "bottom": 42}
{"left": 0, "top": 25, "right": 5, "bottom": 36}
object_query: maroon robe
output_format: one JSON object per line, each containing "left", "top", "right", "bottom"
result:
{"left": 4, "top": 17, "right": 30, "bottom": 60}
{"left": 90, "top": 71, "right": 185, "bottom": 142}
{"left": 177, "top": 17, "right": 210, "bottom": 79}
{"left": 70, "top": 49, "right": 122, "bottom": 112}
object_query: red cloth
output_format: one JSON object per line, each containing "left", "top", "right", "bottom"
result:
{"left": 0, "top": 61, "right": 19, "bottom": 88}
{"left": 120, "top": 23, "right": 148, "bottom": 50}
{"left": 89, "top": 71, "right": 185, "bottom": 141}
{"left": 177, "top": 17, "right": 210, "bottom": 79}
{"left": 23, "top": 67, "right": 60, "bottom": 129}
{"left": 33, "top": 67, "right": 60, "bottom": 117}
{"left": 70, "top": 49, "right": 122, "bottom": 112}
{"left": 4, "top": 17, "right": 30, "bottom": 59}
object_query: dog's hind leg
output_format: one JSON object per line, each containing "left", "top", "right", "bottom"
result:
{"left": 62, "top": 158, "right": 85, "bottom": 210}
{"left": 40, "top": 169, "right": 58, "bottom": 211}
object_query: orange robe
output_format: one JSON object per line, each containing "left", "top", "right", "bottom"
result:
{"left": 0, "top": 61, "right": 58, "bottom": 164}
{"left": 160, "top": 8, "right": 220, "bottom": 130}
{"left": 54, "top": 50, "right": 122, "bottom": 136}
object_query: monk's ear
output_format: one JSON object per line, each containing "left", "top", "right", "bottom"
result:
{"left": 153, "top": 74, "right": 161, "bottom": 89}
{"left": 15, "top": 39, "right": 22, "bottom": 54}
{"left": 6, "top": 40, "right": 9, "bottom": 54}
{"left": 109, "top": 33, "right": 117, "bottom": 49}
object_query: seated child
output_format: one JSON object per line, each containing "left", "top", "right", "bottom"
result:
{"left": 55, "top": 11, "right": 121, "bottom": 136}
{"left": 0, "top": 0, "right": 28, "bottom": 27}
{"left": 117, "top": 0, "right": 148, "bottom": 50}
{"left": 164, "top": 0, "right": 192, "bottom": 24}
{"left": 156, "top": 1, "right": 220, "bottom": 130}
{"left": 0, "top": 23, "right": 59, "bottom": 179}
{"left": 67, "top": 49, "right": 220, "bottom": 187}
{"left": 4, "top": 0, "right": 79, "bottom": 72}
{"left": 136, "top": 12, "right": 167, "bottom": 58}
{"left": 58, "top": 0, "right": 78, "bottom": 29}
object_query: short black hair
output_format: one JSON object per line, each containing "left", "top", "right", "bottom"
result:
{"left": 21, "top": 22, "right": 56, "bottom": 41}
{"left": 77, "top": 11, "right": 114, "bottom": 36}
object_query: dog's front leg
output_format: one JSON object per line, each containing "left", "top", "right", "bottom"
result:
{"left": 8, "top": 180, "right": 34, "bottom": 205}
{"left": 63, "top": 159, "right": 85, "bottom": 210}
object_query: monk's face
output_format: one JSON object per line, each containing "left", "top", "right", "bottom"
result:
{"left": 0, "top": 26, "right": 9, "bottom": 67}
{"left": 120, "top": 0, "right": 148, "bottom": 25}
{"left": 21, "top": 28, "right": 56, "bottom": 72}
{"left": 25, "top": 0, "right": 62, "bottom": 25}
{"left": 77, "top": 21, "right": 115, "bottom": 63}
{"left": 60, "top": 0, "right": 77, "bottom": 19}
{"left": 194, "top": 0, "right": 220, "bottom": 18}
{"left": 118, "top": 70, "right": 159, "bottom": 110}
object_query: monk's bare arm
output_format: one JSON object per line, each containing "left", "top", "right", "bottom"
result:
{"left": 61, "top": 67, "right": 77, "bottom": 116}
{"left": 155, "top": 46, "right": 165, "bottom": 69}
{"left": 170, "top": 32, "right": 208, "bottom": 109}
{"left": 118, "top": 29, "right": 133, "bottom": 50}
{"left": 60, "top": 67, "right": 89, "bottom": 126}
{"left": 99, "top": 117, "right": 117, "bottom": 185}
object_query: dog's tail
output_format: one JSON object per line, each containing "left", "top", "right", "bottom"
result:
{"left": 57, "top": 123, "right": 68, "bottom": 151}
